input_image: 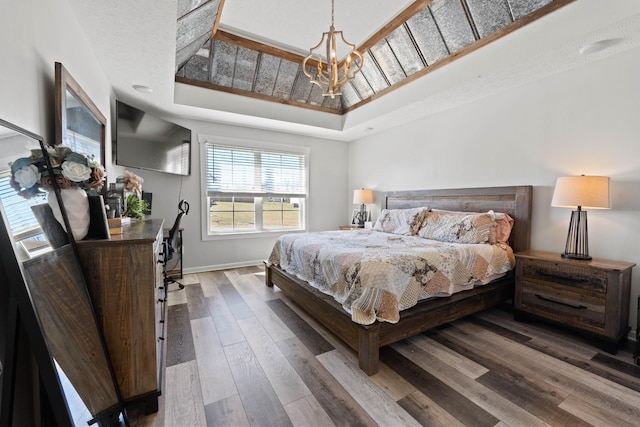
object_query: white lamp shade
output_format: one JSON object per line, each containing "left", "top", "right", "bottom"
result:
{"left": 353, "top": 189, "right": 373, "bottom": 204}
{"left": 551, "top": 176, "right": 610, "bottom": 209}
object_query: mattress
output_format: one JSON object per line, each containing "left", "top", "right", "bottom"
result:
{"left": 267, "top": 229, "right": 515, "bottom": 325}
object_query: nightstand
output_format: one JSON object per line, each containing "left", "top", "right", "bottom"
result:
{"left": 339, "top": 225, "right": 360, "bottom": 230}
{"left": 514, "top": 249, "right": 635, "bottom": 354}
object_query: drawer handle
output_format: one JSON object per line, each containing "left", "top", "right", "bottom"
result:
{"left": 535, "top": 294, "right": 587, "bottom": 310}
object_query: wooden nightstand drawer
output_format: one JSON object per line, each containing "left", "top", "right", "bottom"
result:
{"left": 521, "top": 260, "right": 608, "bottom": 293}
{"left": 519, "top": 279, "right": 605, "bottom": 334}
{"left": 514, "top": 249, "right": 635, "bottom": 353}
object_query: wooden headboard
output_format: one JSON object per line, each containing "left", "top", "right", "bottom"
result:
{"left": 382, "top": 186, "right": 533, "bottom": 253}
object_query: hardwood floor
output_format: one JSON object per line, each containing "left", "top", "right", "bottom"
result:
{"left": 125, "top": 266, "right": 640, "bottom": 427}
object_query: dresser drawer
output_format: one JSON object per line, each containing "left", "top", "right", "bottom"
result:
{"left": 519, "top": 278, "right": 605, "bottom": 334}
{"left": 521, "top": 259, "right": 608, "bottom": 293}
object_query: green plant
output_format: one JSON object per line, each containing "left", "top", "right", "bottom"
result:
{"left": 123, "top": 194, "right": 149, "bottom": 219}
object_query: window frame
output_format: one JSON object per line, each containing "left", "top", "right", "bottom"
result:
{"left": 199, "top": 135, "right": 310, "bottom": 240}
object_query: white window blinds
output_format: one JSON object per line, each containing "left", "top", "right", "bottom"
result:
{"left": 0, "top": 172, "right": 45, "bottom": 236}
{"left": 206, "top": 144, "right": 307, "bottom": 197}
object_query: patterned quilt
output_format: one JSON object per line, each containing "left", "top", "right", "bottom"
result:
{"left": 267, "top": 229, "right": 515, "bottom": 325}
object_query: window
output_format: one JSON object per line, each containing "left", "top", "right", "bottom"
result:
{"left": 203, "top": 138, "right": 308, "bottom": 236}
{"left": 0, "top": 170, "right": 47, "bottom": 242}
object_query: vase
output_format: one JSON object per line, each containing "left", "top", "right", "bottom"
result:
{"left": 47, "top": 187, "right": 90, "bottom": 240}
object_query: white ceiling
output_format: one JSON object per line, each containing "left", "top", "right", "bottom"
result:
{"left": 67, "top": 0, "right": 640, "bottom": 141}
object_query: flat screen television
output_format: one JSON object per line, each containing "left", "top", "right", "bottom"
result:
{"left": 114, "top": 100, "right": 191, "bottom": 176}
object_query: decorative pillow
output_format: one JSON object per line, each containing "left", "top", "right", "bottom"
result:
{"left": 429, "top": 209, "right": 514, "bottom": 244}
{"left": 417, "top": 211, "right": 496, "bottom": 244}
{"left": 491, "top": 211, "right": 514, "bottom": 244}
{"left": 373, "top": 207, "right": 429, "bottom": 236}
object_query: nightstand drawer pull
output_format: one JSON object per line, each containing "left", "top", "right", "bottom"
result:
{"left": 535, "top": 294, "right": 587, "bottom": 310}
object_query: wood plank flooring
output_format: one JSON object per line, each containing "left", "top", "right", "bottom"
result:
{"left": 124, "top": 266, "right": 640, "bottom": 427}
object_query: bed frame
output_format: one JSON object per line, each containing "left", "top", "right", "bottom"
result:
{"left": 265, "top": 185, "right": 533, "bottom": 375}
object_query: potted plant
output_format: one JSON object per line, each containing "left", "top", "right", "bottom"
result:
{"left": 123, "top": 194, "right": 149, "bottom": 219}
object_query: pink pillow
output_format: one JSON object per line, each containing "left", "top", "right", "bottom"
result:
{"left": 493, "top": 211, "right": 514, "bottom": 244}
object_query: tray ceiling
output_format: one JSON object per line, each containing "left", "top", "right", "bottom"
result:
{"left": 175, "top": 0, "right": 575, "bottom": 114}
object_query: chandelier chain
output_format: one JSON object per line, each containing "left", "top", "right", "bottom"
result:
{"left": 331, "top": 0, "right": 334, "bottom": 27}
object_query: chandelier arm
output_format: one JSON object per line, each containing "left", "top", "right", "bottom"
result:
{"left": 303, "top": 32, "right": 330, "bottom": 80}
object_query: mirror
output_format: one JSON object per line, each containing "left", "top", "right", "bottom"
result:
{"left": 55, "top": 62, "right": 106, "bottom": 179}
{"left": 0, "top": 118, "right": 123, "bottom": 425}
{"left": 0, "top": 120, "right": 57, "bottom": 257}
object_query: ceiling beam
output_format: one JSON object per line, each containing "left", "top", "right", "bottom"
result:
{"left": 210, "top": 0, "right": 226, "bottom": 38}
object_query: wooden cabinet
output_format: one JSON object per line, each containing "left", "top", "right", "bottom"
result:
{"left": 339, "top": 225, "right": 360, "bottom": 230}
{"left": 76, "top": 219, "right": 165, "bottom": 414}
{"left": 514, "top": 249, "right": 635, "bottom": 353}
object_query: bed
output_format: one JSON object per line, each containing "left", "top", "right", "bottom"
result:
{"left": 265, "top": 185, "right": 532, "bottom": 375}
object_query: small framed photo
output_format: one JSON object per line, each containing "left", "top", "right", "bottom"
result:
{"left": 351, "top": 209, "right": 364, "bottom": 225}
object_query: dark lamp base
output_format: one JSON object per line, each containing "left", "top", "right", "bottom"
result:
{"left": 561, "top": 253, "right": 592, "bottom": 261}
{"left": 562, "top": 210, "right": 592, "bottom": 262}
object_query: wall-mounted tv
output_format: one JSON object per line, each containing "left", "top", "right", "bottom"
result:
{"left": 114, "top": 100, "right": 191, "bottom": 176}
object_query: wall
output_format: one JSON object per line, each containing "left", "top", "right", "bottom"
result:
{"left": 128, "top": 119, "right": 349, "bottom": 272}
{"left": 348, "top": 46, "right": 640, "bottom": 334}
{"left": 0, "top": 0, "right": 112, "bottom": 165}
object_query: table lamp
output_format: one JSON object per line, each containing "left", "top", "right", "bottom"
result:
{"left": 353, "top": 189, "right": 373, "bottom": 228}
{"left": 551, "top": 175, "right": 610, "bottom": 260}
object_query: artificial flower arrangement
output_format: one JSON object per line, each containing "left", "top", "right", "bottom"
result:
{"left": 120, "top": 170, "right": 148, "bottom": 219}
{"left": 10, "top": 145, "right": 105, "bottom": 199}
{"left": 122, "top": 169, "right": 143, "bottom": 199}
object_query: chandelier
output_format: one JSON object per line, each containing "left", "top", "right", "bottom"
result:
{"left": 302, "top": 0, "right": 364, "bottom": 98}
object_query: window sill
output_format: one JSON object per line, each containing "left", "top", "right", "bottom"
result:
{"left": 203, "top": 228, "right": 306, "bottom": 241}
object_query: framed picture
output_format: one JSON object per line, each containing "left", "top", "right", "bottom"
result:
{"left": 351, "top": 209, "right": 365, "bottom": 225}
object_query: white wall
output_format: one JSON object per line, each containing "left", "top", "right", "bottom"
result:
{"left": 0, "top": 0, "right": 112, "bottom": 164}
{"left": 349, "top": 46, "right": 640, "bottom": 334}
{"left": 130, "top": 120, "right": 349, "bottom": 272}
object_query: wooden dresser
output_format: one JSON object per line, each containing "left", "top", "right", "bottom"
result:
{"left": 76, "top": 219, "right": 166, "bottom": 414}
{"left": 514, "top": 249, "right": 635, "bottom": 353}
